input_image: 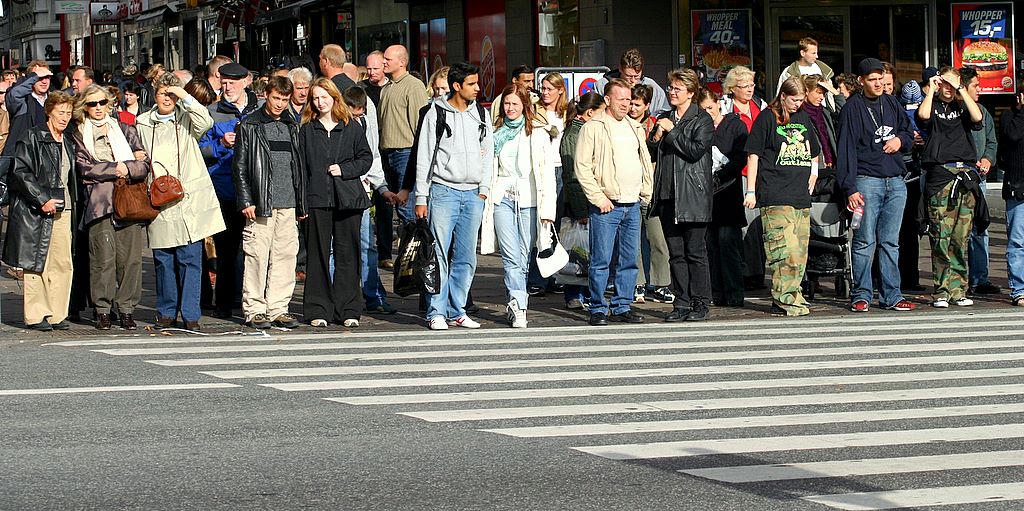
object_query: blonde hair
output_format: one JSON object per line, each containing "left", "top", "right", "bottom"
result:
{"left": 319, "top": 45, "right": 347, "bottom": 68}
{"left": 73, "top": 84, "right": 116, "bottom": 122}
{"left": 723, "top": 66, "right": 756, "bottom": 95}
{"left": 540, "top": 73, "right": 568, "bottom": 123}
{"left": 426, "top": 66, "right": 450, "bottom": 96}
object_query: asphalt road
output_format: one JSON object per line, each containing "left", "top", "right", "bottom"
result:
{"left": 3, "top": 310, "right": 1024, "bottom": 510}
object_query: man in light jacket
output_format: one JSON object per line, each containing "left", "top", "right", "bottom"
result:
{"left": 414, "top": 62, "right": 493, "bottom": 331}
{"left": 574, "top": 78, "right": 654, "bottom": 326}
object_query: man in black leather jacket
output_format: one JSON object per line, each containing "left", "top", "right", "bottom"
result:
{"left": 233, "top": 76, "right": 306, "bottom": 330}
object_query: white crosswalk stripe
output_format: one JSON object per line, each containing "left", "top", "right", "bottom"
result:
{"left": 47, "top": 310, "right": 1024, "bottom": 510}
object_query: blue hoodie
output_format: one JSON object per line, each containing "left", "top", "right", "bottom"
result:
{"left": 835, "top": 93, "right": 914, "bottom": 196}
{"left": 199, "top": 90, "right": 263, "bottom": 201}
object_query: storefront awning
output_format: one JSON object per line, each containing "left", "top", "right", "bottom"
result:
{"left": 137, "top": 4, "right": 180, "bottom": 28}
{"left": 253, "top": 0, "right": 316, "bottom": 27}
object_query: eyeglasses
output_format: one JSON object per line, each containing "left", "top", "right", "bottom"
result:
{"left": 734, "top": 83, "right": 755, "bottom": 89}
{"left": 665, "top": 86, "right": 687, "bottom": 94}
{"left": 85, "top": 99, "right": 110, "bottom": 108}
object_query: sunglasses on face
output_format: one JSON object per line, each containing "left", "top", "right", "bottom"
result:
{"left": 85, "top": 99, "right": 110, "bottom": 108}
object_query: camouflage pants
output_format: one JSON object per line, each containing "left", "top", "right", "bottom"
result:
{"left": 761, "top": 206, "right": 810, "bottom": 316}
{"left": 927, "top": 179, "right": 976, "bottom": 301}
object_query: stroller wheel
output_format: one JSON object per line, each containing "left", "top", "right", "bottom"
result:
{"left": 836, "top": 276, "right": 850, "bottom": 300}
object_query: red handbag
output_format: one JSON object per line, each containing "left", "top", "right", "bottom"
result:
{"left": 149, "top": 120, "right": 184, "bottom": 207}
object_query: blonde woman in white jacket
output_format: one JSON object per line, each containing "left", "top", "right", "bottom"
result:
{"left": 480, "top": 85, "right": 556, "bottom": 328}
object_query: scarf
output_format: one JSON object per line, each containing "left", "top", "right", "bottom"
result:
{"left": 494, "top": 115, "right": 525, "bottom": 157}
{"left": 802, "top": 103, "right": 834, "bottom": 167}
{"left": 81, "top": 114, "right": 134, "bottom": 163}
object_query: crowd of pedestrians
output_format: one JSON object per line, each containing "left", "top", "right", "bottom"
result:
{"left": 1, "top": 37, "right": 1022, "bottom": 332}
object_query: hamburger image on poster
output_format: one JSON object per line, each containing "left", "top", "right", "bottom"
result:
{"left": 961, "top": 40, "right": 1009, "bottom": 79}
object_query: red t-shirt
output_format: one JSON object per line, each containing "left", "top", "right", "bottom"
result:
{"left": 118, "top": 110, "right": 136, "bottom": 126}
{"left": 734, "top": 101, "right": 760, "bottom": 176}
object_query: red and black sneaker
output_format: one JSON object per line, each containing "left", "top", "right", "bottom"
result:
{"left": 886, "top": 299, "right": 916, "bottom": 312}
{"left": 850, "top": 300, "right": 869, "bottom": 313}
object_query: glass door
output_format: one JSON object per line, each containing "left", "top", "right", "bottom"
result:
{"left": 769, "top": 7, "right": 849, "bottom": 93}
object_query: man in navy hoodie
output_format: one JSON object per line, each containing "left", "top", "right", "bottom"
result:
{"left": 836, "top": 58, "right": 917, "bottom": 313}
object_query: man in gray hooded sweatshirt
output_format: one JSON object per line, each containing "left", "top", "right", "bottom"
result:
{"left": 414, "top": 62, "right": 494, "bottom": 330}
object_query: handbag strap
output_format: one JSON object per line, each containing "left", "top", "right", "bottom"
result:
{"left": 150, "top": 117, "right": 182, "bottom": 179}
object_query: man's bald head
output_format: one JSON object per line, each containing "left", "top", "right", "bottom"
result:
{"left": 383, "top": 45, "right": 410, "bottom": 76}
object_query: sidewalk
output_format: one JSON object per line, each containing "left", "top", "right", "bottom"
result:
{"left": 1, "top": 211, "right": 1018, "bottom": 340}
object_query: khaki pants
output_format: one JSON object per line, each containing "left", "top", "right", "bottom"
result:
{"left": 88, "top": 219, "right": 145, "bottom": 314}
{"left": 241, "top": 208, "right": 298, "bottom": 321}
{"left": 24, "top": 210, "right": 73, "bottom": 325}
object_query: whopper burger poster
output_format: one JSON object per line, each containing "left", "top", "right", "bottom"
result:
{"left": 952, "top": 3, "right": 1016, "bottom": 94}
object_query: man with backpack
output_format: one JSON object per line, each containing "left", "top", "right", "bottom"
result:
{"left": 414, "top": 62, "right": 493, "bottom": 330}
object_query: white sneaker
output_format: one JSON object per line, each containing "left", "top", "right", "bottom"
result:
{"left": 428, "top": 317, "right": 449, "bottom": 330}
{"left": 343, "top": 318, "right": 360, "bottom": 327}
{"left": 310, "top": 319, "right": 328, "bottom": 327}
{"left": 954, "top": 297, "right": 974, "bottom": 307}
{"left": 932, "top": 299, "right": 950, "bottom": 308}
{"left": 448, "top": 315, "right": 481, "bottom": 328}
{"left": 509, "top": 308, "right": 527, "bottom": 328}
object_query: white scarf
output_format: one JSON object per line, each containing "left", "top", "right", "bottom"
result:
{"left": 81, "top": 114, "right": 134, "bottom": 163}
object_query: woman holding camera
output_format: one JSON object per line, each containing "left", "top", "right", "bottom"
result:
{"left": 1, "top": 92, "right": 78, "bottom": 331}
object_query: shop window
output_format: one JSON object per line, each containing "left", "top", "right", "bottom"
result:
{"left": 537, "top": 0, "right": 579, "bottom": 67}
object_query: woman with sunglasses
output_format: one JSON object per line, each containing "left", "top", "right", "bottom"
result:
{"left": 71, "top": 84, "right": 150, "bottom": 330}
{"left": 1, "top": 92, "right": 78, "bottom": 331}
{"left": 136, "top": 73, "right": 225, "bottom": 331}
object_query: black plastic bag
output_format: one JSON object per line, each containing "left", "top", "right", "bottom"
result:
{"left": 393, "top": 219, "right": 441, "bottom": 296}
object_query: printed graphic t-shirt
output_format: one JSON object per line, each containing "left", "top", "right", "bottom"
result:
{"left": 744, "top": 109, "right": 822, "bottom": 209}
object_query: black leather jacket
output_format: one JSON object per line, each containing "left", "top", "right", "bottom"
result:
{"left": 233, "top": 109, "right": 306, "bottom": 217}
{"left": 649, "top": 103, "right": 714, "bottom": 223}
{"left": 2, "top": 125, "right": 79, "bottom": 272}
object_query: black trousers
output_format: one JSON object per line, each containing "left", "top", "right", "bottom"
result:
{"left": 303, "top": 207, "right": 363, "bottom": 322}
{"left": 375, "top": 190, "right": 394, "bottom": 261}
{"left": 213, "top": 199, "right": 245, "bottom": 315}
{"left": 660, "top": 216, "right": 712, "bottom": 311}
{"left": 898, "top": 176, "right": 922, "bottom": 287}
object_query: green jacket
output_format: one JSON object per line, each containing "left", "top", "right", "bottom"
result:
{"left": 559, "top": 118, "right": 589, "bottom": 220}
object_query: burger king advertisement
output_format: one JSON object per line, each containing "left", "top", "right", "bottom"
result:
{"left": 951, "top": 3, "right": 1016, "bottom": 94}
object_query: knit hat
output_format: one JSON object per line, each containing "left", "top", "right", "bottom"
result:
{"left": 900, "top": 80, "right": 924, "bottom": 104}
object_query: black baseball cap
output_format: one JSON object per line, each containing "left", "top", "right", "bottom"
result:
{"left": 857, "top": 58, "right": 885, "bottom": 77}
{"left": 219, "top": 62, "right": 249, "bottom": 79}
{"left": 922, "top": 66, "right": 939, "bottom": 82}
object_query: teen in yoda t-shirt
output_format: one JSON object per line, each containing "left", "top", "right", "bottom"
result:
{"left": 745, "top": 108, "right": 822, "bottom": 208}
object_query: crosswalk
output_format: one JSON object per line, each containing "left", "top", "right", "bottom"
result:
{"left": 48, "top": 311, "right": 1024, "bottom": 510}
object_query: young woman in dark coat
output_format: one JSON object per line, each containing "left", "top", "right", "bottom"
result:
{"left": 648, "top": 68, "right": 715, "bottom": 322}
{"left": 298, "top": 77, "right": 373, "bottom": 328}
{"left": 699, "top": 88, "right": 747, "bottom": 308}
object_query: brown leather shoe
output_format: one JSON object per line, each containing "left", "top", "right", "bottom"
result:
{"left": 96, "top": 313, "right": 112, "bottom": 330}
{"left": 120, "top": 313, "right": 137, "bottom": 330}
{"left": 155, "top": 316, "right": 176, "bottom": 329}
{"left": 184, "top": 321, "right": 201, "bottom": 331}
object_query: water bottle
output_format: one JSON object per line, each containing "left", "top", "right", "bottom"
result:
{"left": 850, "top": 205, "right": 864, "bottom": 230}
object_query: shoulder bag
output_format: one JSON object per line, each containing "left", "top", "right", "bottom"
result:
{"left": 149, "top": 121, "right": 184, "bottom": 207}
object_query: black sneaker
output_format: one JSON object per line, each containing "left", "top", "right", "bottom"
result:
{"left": 51, "top": 320, "right": 71, "bottom": 330}
{"left": 247, "top": 314, "right": 272, "bottom": 330}
{"left": 664, "top": 309, "right": 688, "bottom": 322}
{"left": 685, "top": 305, "right": 710, "bottom": 321}
{"left": 610, "top": 310, "right": 645, "bottom": 324}
{"left": 26, "top": 320, "right": 53, "bottom": 331}
{"left": 649, "top": 287, "right": 675, "bottom": 303}
{"left": 972, "top": 282, "right": 1001, "bottom": 295}
{"left": 769, "top": 302, "right": 787, "bottom": 316}
{"left": 527, "top": 285, "right": 546, "bottom": 297}
{"left": 367, "top": 303, "right": 398, "bottom": 315}
{"left": 589, "top": 313, "right": 608, "bottom": 326}
{"left": 271, "top": 313, "right": 300, "bottom": 329}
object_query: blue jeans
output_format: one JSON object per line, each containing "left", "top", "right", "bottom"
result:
{"left": 385, "top": 148, "right": 414, "bottom": 223}
{"left": 494, "top": 198, "right": 538, "bottom": 308}
{"left": 851, "top": 175, "right": 907, "bottom": 306}
{"left": 427, "top": 183, "right": 485, "bottom": 320}
{"left": 153, "top": 241, "right": 203, "bottom": 322}
{"left": 968, "top": 178, "right": 990, "bottom": 286}
{"left": 1006, "top": 199, "right": 1024, "bottom": 299}
{"left": 361, "top": 208, "right": 388, "bottom": 307}
{"left": 588, "top": 202, "right": 640, "bottom": 315}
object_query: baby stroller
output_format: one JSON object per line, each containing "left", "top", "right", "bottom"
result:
{"left": 803, "top": 170, "right": 853, "bottom": 300}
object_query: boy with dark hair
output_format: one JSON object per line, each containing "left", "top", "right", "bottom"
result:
{"left": 234, "top": 75, "right": 305, "bottom": 329}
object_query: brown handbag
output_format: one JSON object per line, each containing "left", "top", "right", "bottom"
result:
{"left": 113, "top": 176, "right": 159, "bottom": 222}
{"left": 149, "top": 120, "right": 184, "bottom": 207}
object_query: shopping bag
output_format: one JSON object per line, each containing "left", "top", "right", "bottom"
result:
{"left": 555, "top": 218, "right": 589, "bottom": 286}
{"left": 536, "top": 223, "right": 569, "bottom": 278}
{"left": 393, "top": 219, "right": 440, "bottom": 296}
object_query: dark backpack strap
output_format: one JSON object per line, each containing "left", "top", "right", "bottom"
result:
{"left": 428, "top": 104, "right": 450, "bottom": 181}
{"left": 476, "top": 101, "right": 487, "bottom": 143}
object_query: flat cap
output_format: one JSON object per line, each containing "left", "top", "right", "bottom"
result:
{"left": 219, "top": 62, "right": 249, "bottom": 79}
